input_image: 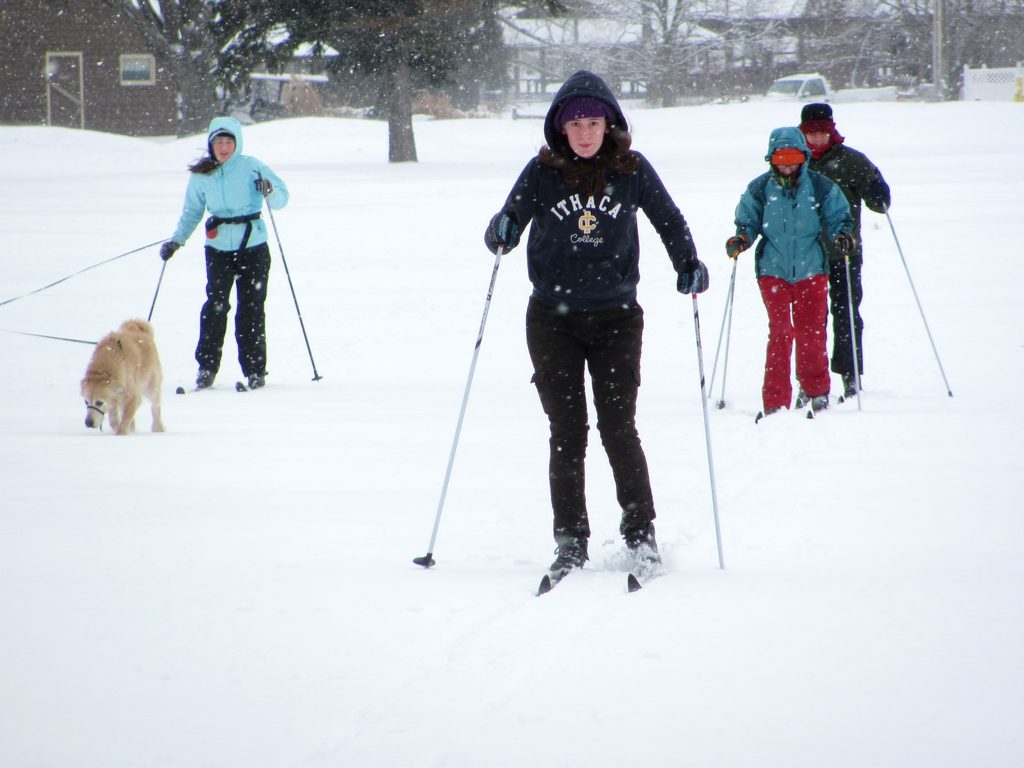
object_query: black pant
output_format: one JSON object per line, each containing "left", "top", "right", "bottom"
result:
{"left": 828, "top": 256, "right": 864, "bottom": 379}
{"left": 525, "top": 296, "right": 655, "bottom": 540}
{"left": 196, "top": 243, "right": 270, "bottom": 378}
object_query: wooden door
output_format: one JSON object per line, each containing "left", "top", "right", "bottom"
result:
{"left": 46, "top": 52, "right": 84, "bottom": 129}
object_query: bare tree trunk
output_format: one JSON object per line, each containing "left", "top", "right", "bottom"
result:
{"left": 103, "top": 0, "right": 219, "bottom": 137}
{"left": 165, "top": 1, "right": 219, "bottom": 136}
{"left": 386, "top": 56, "right": 417, "bottom": 163}
{"left": 168, "top": 48, "right": 220, "bottom": 136}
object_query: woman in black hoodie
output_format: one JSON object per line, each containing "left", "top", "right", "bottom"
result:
{"left": 484, "top": 70, "right": 708, "bottom": 581}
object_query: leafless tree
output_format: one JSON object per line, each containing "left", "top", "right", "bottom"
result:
{"left": 100, "top": 0, "right": 223, "bottom": 135}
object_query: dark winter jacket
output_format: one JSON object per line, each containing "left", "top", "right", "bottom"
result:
{"left": 808, "top": 143, "right": 890, "bottom": 263}
{"left": 484, "top": 71, "right": 698, "bottom": 312}
{"left": 734, "top": 127, "right": 853, "bottom": 284}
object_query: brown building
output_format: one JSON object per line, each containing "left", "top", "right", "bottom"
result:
{"left": 1, "top": 0, "right": 176, "bottom": 135}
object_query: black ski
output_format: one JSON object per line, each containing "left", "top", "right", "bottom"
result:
{"left": 540, "top": 568, "right": 661, "bottom": 594}
{"left": 235, "top": 381, "right": 248, "bottom": 392}
{"left": 807, "top": 404, "right": 831, "bottom": 419}
{"left": 537, "top": 570, "right": 570, "bottom": 596}
{"left": 176, "top": 385, "right": 213, "bottom": 395}
{"left": 627, "top": 564, "right": 665, "bottom": 592}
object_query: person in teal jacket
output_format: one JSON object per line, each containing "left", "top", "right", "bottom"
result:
{"left": 726, "top": 127, "right": 853, "bottom": 421}
{"left": 159, "top": 116, "right": 289, "bottom": 390}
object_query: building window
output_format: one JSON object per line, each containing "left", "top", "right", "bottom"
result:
{"left": 119, "top": 54, "right": 155, "bottom": 86}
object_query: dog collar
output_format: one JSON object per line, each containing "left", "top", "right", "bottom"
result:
{"left": 86, "top": 402, "right": 106, "bottom": 430}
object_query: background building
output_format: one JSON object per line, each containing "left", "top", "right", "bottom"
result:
{"left": 1, "top": 0, "right": 177, "bottom": 136}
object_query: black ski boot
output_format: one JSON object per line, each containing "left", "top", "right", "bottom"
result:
{"left": 549, "top": 534, "right": 588, "bottom": 576}
{"left": 537, "top": 533, "right": 589, "bottom": 594}
{"left": 806, "top": 394, "right": 830, "bottom": 418}
{"left": 624, "top": 522, "right": 662, "bottom": 573}
{"left": 196, "top": 369, "right": 215, "bottom": 390}
{"left": 794, "top": 388, "right": 810, "bottom": 409}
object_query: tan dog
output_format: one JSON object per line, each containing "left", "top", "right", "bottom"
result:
{"left": 81, "top": 319, "right": 165, "bottom": 435}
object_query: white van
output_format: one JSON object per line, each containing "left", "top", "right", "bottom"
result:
{"left": 765, "top": 73, "right": 832, "bottom": 102}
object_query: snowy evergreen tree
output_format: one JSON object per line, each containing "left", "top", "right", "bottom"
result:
{"left": 255, "top": 0, "right": 503, "bottom": 162}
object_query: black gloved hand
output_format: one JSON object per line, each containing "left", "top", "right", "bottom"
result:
{"left": 159, "top": 241, "right": 181, "bottom": 261}
{"left": 834, "top": 232, "right": 856, "bottom": 254}
{"left": 725, "top": 234, "right": 750, "bottom": 259}
{"left": 867, "top": 176, "right": 890, "bottom": 211}
{"left": 677, "top": 259, "right": 710, "bottom": 295}
{"left": 488, "top": 212, "right": 521, "bottom": 251}
{"left": 254, "top": 177, "right": 273, "bottom": 196}
{"left": 495, "top": 213, "right": 519, "bottom": 248}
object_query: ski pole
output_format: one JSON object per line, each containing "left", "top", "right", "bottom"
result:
{"left": 884, "top": 208, "right": 953, "bottom": 397}
{"left": 841, "top": 253, "right": 863, "bottom": 410}
{"left": 707, "top": 257, "right": 738, "bottom": 409}
{"left": 0, "top": 239, "right": 165, "bottom": 309}
{"left": 690, "top": 295, "right": 725, "bottom": 570}
{"left": 258, "top": 173, "right": 322, "bottom": 382}
{"left": 147, "top": 261, "right": 166, "bottom": 322}
{"left": 414, "top": 247, "right": 505, "bottom": 568}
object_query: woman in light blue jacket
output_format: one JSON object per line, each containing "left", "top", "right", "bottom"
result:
{"left": 726, "top": 127, "right": 853, "bottom": 421}
{"left": 160, "top": 116, "right": 288, "bottom": 390}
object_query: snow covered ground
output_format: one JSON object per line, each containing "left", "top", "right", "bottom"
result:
{"left": 1, "top": 99, "right": 1021, "bottom": 768}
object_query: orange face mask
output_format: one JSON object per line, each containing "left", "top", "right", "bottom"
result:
{"left": 770, "top": 147, "right": 806, "bottom": 166}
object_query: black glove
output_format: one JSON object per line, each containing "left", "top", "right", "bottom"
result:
{"left": 488, "top": 212, "right": 521, "bottom": 251}
{"left": 159, "top": 241, "right": 181, "bottom": 261}
{"left": 254, "top": 177, "right": 273, "bottom": 196}
{"left": 834, "top": 232, "right": 856, "bottom": 254}
{"left": 677, "top": 260, "right": 710, "bottom": 295}
{"left": 725, "top": 234, "right": 750, "bottom": 259}
{"left": 867, "top": 174, "right": 891, "bottom": 212}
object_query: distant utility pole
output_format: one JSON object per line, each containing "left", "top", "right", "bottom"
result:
{"left": 932, "top": 0, "right": 945, "bottom": 98}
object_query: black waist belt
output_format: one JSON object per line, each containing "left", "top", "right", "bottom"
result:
{"left": 205, "top": 212, "right": 262, "bottom": 251}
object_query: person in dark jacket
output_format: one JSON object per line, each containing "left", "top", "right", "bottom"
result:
{"left": 159, "top": 116, "right": 289, "bottom": 391}
{"left": 800, "top": 103, "right": 890, "bottom": 398}
{"left": 484, "top": 70, "right": 708, "bottom": 580}
{"left": 727, "top": 127, "right": 853, "bottom": 422}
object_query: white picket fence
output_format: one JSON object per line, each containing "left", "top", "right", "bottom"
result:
{"left": 962, "top": 64, "right": 1024, "bottom": 101}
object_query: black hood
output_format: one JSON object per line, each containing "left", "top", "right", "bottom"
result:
{"left": 543, "top": 70, "right": 628, "bottom": 150}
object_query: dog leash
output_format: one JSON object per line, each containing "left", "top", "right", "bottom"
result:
{"left": 0, "top": 328, "right": 97, "bottom": 345}
{"left": 0, "top": 239, "right": 165, "bottom": 309}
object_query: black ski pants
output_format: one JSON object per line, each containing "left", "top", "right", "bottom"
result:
{"left": 525, "top": 296, "right": 656, "bottom": 542}
{"left": 196, "top": 243, "right": 271, "bottom": 378}
{"left": 828, "top": 256, "right": 864, "bottom": 380}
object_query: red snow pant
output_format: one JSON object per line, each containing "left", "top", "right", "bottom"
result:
{"left": 757, "top": 274, "right": 830, "bottom": 411}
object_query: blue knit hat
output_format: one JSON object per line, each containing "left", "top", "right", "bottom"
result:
{"left": 554, "top": 96, "right": 616, "bottom": 130}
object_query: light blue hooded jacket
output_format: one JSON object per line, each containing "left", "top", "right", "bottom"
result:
{"left": 734, "top": 126, "right": 852, "bottom": 283}
{"left": 171, "top": 116, "right": 288, "bottom": 252}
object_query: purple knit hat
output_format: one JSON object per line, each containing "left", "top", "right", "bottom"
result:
{"left": 554, "top": 96, "right": 616, "bottom": 130}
